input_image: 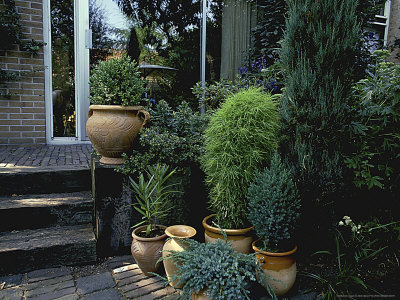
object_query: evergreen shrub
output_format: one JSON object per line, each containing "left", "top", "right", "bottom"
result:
{"left": 279, "top": 0, "right": 361, "bottom": 210}
{"left": 202, "top": 87, "right": 279, "bottom": 229}
{"left": 247, "top": 154, "right": 301, "bottom": 251}
{"left": 89, "top": 55, "right": 146, "bottom": 106}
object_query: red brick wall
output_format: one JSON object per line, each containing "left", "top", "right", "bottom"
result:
{"left": 0, "top": 0, "right": 45, "bottom": 145}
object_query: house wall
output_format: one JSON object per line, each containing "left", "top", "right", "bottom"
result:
{"left": 388, "top": 0, "right": 400, "bottom": 62}
{"left": 0, "top": 0, "right": 45, "bottom": 145}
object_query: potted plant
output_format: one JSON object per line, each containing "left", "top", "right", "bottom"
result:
{"left": 129, "top": 164, "right": 177, "bottom": 275}
{"left": 201, "top": 87, "right": 280, "bottom": 253}
{"left": 247, "top": 153, "right": 301, "bottom": 296}
{"left": 86, "top": 55, "right": 149, "bottom": 165}
{"left": 161, "top": 237, "right": 272, "bottom": 300}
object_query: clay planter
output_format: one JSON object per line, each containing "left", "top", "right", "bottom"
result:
{"left": 252, "top": 240, "right": 298, "bottom": 296}
{"left": 86, "top": 105, "right": 150, "bottom": 165}
{"left": 202, "top": 214, "right": 254, "bottom": 254}
{"left": 131, "top": 225, "right": 167, "bottom": 276}
{"left": 191, "top": 290, "right": 211, "bottom": 300}
{"left": 162, "top": 225, "right": 197, "bottom": 288}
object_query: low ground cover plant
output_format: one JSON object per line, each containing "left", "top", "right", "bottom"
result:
{"left": 161, "top": 237, "right": 274, "bottom": 300}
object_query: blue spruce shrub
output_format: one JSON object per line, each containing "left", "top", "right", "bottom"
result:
{"left": 247, "top": 154, "right": 301, "bottom": 250}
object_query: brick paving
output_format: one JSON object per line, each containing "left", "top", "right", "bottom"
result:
{"left": 0, "top": 145, "right": 92, "bottom": 168}
{"left": 0, "top": 256, "right": 178, "bottom": 300}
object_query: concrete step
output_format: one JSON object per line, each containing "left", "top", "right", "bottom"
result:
{"left": 0, "top": 191, "right": 93, "bottom": 232}
{"left": 0, "top": 166, "right": 91, "bottom": 196}
{"left": 0, "top": 224, "right": 97, "bottom": 275}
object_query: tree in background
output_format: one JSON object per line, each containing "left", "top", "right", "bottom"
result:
{"left": 279, "top": 0, "right": 362, "bottom": 250}
{"left": 248, "top": 0, "right": 386, "bottom": 71}
{"left": 115, "top": 0, "right": 223, "bottom": 109}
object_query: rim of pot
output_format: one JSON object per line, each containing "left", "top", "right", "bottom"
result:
{"left": 202, "top": 214, "right": 254, "bottom": 236}
{"left": 252, "top": 239, "right": 298, "bottom": 256}
{"left": 89, "top": 105, "right": 145, "bottom": 111}
{"left": 165, "top": 225, "right": 197, "bottom": 239}
{"left": 132, "top": 225, "right": 167, "bottom": 242}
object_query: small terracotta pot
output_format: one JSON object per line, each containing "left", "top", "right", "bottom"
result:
{"left": 252, "top": 240, "right": 297, "bottom": 296}
{"left": 163, "top": 225, "right": 197, "bottom": 288}
{"left": 202, "top": 214, "right": 254, "bottom": 254}
{"left": 131, "top": 225, "right": 167, "bottom": 276}
{"left": 86, "top": 105, "right": 150, "bottom": 165}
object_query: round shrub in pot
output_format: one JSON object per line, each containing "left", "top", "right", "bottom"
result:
{"left": 87, "top": 55, "right": 149, "bottom": 164}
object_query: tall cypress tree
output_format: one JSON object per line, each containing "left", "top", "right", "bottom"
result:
{"left": 279, "top": 0, "right": 362, "bottom": 245}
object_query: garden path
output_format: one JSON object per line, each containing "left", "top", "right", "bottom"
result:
{"left": 0, "top": 255, "right": 179, "bottom": 300}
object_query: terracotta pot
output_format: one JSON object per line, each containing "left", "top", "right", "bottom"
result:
{"left": 202, "top": 214, "right": 254, "bottom": 254}
{"left": 162, "top": 225, "right": 197, "bottom": 288}
{"left": 86, "top": 105, "right": 150, "bottom": 165}
{"left": 131, "top": 225, "right": 167, "bottom": 276}
{"left": 252, "top": 240, "right": 297, "bottom": 296}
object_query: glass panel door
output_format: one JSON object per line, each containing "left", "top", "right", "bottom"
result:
{"left": 50, "top": 0, "right": 76, "bottom": 137}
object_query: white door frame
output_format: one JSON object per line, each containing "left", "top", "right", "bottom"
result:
{"left": 43, "top": 0, "right": 90, "bottom": 144}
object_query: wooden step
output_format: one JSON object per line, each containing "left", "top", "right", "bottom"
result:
{"left": 0, "top": 192, "right": 93, "bottom": 232}
{"left": 0, "top": 224, "right": 97, "bottom": 275}
{"left": 0, "top": 166, "right": 91, "bottom": 196}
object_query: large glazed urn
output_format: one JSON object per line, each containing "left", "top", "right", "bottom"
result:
{"left": 86, "top": 105, "right": 150, "bottom": 165}
{"left": 202, "top": 214, "right": 254, "bottom": 254}
{"left": 252, "top": 240, "right": 297, "bottom": 296}
{"left": 162, "top": 225, "right": 197, "bottom": 288}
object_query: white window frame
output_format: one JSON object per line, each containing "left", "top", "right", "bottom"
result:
{"left": 371, "top": 0, "right": 391, "bottom": 46}
{"left": 43, "top": 0, "right": 90, "bottom": 144}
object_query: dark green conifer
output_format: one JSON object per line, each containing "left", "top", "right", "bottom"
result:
{"left": 279, "top": 0, "right": 362, "bottom": 243}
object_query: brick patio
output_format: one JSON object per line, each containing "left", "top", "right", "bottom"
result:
{"left": 0, "top": 256, "right": 178, "bottom": 300}
{"left": 0, "top": 144, "right": 92, "bottom": 168}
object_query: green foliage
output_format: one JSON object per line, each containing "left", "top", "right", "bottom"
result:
{"left": 129, "top": 164, "right": 177, "bottom": 236}
{"left": 162, "top": 238, "right": 273, "bottom": 300}
{"left": 119, "top": 100, "right": 208, "bottom": 173}
{"left": 247, "top": 154, "right": 300, "bottom": 250}
{"left": 250, "top": 0, "right": 286, "bottom": 66}
{"left": 202, "top": 88, "right": 280, "bottom": 229}
{"left": 279, "top": 0, "right": 361, "bottom": 212}
{"left": 304, "top": 216, "right": 400, "bottom": 299}
{"left": 346, "top": 50, "right": 400, "bottom": 192}
{"left": 0, "top": 0, "right": 22, "bottom": 50}
{"left": 192, "top": 62, "right": 284, "bottom": 110}
{"left": 89, "top": 55, "right": 147, "bottom": 106}
{"left": 118, "top": 100, "right": 208, "bottom": 224}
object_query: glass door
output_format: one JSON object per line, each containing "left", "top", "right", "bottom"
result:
{"left": 44, "top": 0, "right": 90, "bottom": 143}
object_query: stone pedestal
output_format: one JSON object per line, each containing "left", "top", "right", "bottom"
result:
{"left": 91, "top": 156, "right": 140, "bottom": 257}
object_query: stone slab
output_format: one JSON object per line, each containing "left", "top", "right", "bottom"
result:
{"left": 27, "top": 267, "right": 71, "bottom": 283}
{"left": 0, "top": 274, "right": 22, "bottom": 289}
{"left": 0, "top": 225, "right": 96, "bottom": 275}
{"left": 0, "top": 287, "right": 23, "bottom": 300}
{"left": 0, "top": 192, "right": 92, "bottom": 232}
{"left": 26, "top": 286, "right": 76, "bottom": 300}
{"left": 81, "top": 288, "right": 122, "bottom": 300}
{"left": 76, "top": 272, "right": 116, "bottom": 295}
{"left": 25, "top": 280, "right": 74, "bottom": 298}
